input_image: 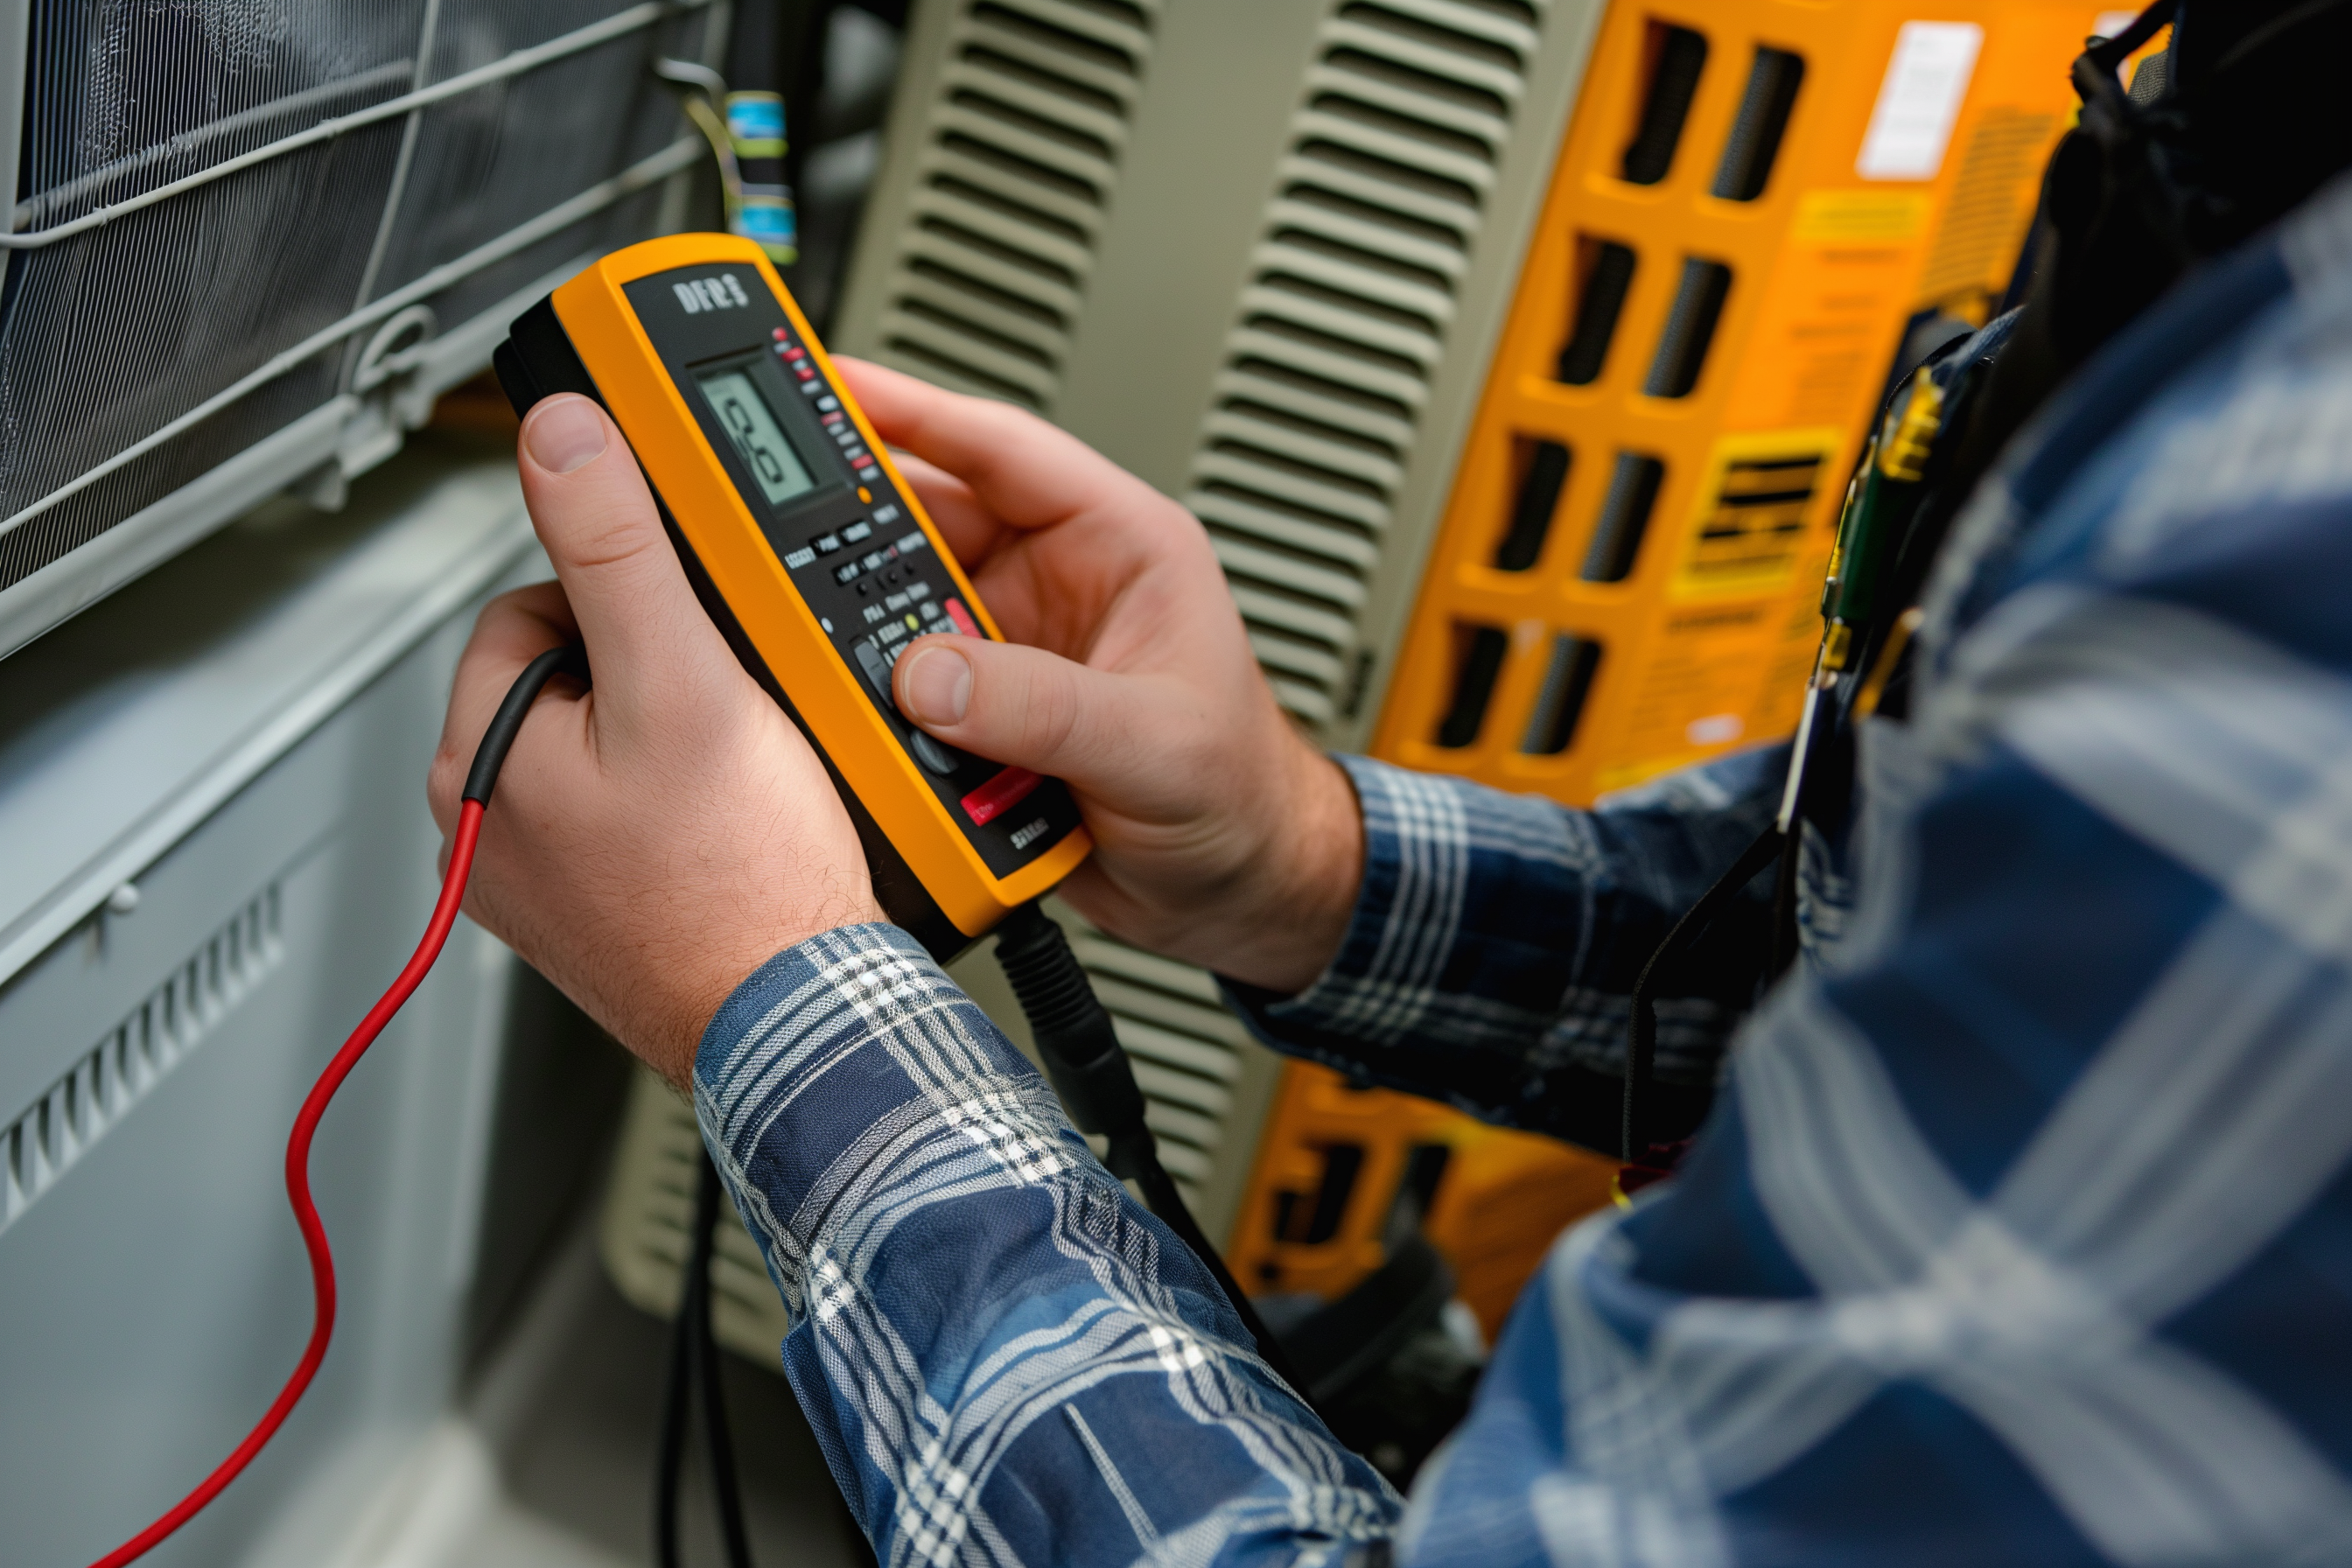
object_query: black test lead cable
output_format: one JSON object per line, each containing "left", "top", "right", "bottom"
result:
{"left": 87, "top": 643, "right": 589, "bottom": 1568}
{"left": 993, "top": 904, "right": 1312, "bottom": 1401}
{"left": 658, "top": 1152, "right": 756, "bottom": 1568}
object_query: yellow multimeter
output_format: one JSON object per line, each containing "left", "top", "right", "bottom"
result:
{"left": 493, "top": 234, "right": 1090, "bottom": 958}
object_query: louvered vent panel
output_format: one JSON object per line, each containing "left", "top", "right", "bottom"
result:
{"left": 867, "top": 0, "right": 1159, "bottom": 410}
{"left": 1, "top": 886, "right": 284, "bottom": 1237}
{"left": 1187, "top": 0, "right": 1544, "bottom": 725}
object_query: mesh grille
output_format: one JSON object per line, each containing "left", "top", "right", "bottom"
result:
{"left": 368, "top": 19, "right": 690, "bottom": 301}
{"left": 1186, "top": 0, "right": 1544, "bottom": 726}
{"left": 864, "top": 0, "right": 1159, "bottom": 410}
{"left": 0, "top": 0, "right": 716, "bottom": 598}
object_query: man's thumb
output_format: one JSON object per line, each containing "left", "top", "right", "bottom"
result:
{"left": 893, "top": 635, "right": 1148, "bottom": 794}
{"left": 515, "top": 394, "right": 714, "bottom": 701}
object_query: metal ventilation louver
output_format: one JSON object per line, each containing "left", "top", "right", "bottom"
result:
{"left": 862, "top": 0, "right": 1158, "bottom": 410}
{"left": 1, "top": 884, "right": 281, "bottom": 1237}
{"left": 1186, "top": 0, "right": 1544, "bottom": 726}
{"left": 0, "top": 0, "right": 721, "bottom": 657}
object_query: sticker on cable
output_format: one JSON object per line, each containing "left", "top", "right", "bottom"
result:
{"left": 1856, "top": 22, "right": 1983, "bottom": 180}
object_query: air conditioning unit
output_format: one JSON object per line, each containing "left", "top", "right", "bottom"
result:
{"left": 0, "top": 0, "right": 726, "bottom": 661}
{"left": 794, "top": 0, "right": 2104, "bottom": 1330}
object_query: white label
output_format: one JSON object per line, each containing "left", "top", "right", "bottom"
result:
{"left": 783, "top": 546, "right": 816, "bottom": 569}
{"left": 1686, "top": 713, "right": 1745, "bottom": 746}
{"left": 1856, "top": 22, "right": 1983, "bottom": 180}
{"left": 1010, "top": 817, "right": 1051, "bottom": 850}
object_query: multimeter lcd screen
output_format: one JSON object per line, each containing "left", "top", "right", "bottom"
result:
{"left": 694, "top": 366, "right": 817, "bottom": 506}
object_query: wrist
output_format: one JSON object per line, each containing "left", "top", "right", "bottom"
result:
{"left": 620, "top": 886, "right": 886, "bottom": 1091}
{"left": 1213, "top": 740, "right": 1363, "bottom": 995}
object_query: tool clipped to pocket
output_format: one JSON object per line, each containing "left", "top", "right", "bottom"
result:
{"left": 494, "top": 234, "right": 1090, "bottom": 958}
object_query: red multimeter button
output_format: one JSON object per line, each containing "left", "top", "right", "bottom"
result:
{"left": 942, "top": 598, "right": 979, "bottom": 637}
{"left": 961, "top": 766, "right": 1042, "bottom": 826}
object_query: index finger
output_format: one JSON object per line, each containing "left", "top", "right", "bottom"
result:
{"left": 429, "top": 582, "right": 583, "bottom": 827}
{"left": 835, "top": 357, "right": 1145, "bottom": 532}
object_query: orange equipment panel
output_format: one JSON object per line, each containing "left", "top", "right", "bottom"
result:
{"left": 1230, "top": 0, "right": 2110, "bottom": 1322}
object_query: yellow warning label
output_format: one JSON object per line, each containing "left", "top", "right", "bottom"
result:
{"left": 1793, "top": 189, "right": 1931, "bottom": 242}
{"left": 1596, "top": 588, "right": 1824, "bottom": 794}
{"left": 1673, "top": 429, "right": 1843, "bottom": 599}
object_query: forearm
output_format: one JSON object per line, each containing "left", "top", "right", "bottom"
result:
{"left": 696, "top": 924, "right": 1398, "bottom": 1564}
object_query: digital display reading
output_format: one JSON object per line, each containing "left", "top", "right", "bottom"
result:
{"left": 694, "top": 367, "right": 816, "bottom": 505}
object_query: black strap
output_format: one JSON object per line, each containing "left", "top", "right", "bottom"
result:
{"left": 1620, "top": 823, "right": 1786, "bottom": 1161}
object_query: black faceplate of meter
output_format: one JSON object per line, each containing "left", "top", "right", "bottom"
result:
{"left": 616, "top": 263, "right": 1082, "bottom": 879}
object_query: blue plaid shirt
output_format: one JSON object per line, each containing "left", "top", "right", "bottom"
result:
{"left": 696, "top": 175, "right": 2352, "bottom": 1565}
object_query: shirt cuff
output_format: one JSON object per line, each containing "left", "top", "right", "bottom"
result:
{"left": 690, "top": 921, "right": 1082, "bottom": 1326}
{"left": 1227, "top": 753, "right": 1498, "bottom": 1052}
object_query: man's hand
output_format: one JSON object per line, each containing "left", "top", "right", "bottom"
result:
{"left": 847, "top": 360, "right": 1362, "bottom": 994}
{"left": 426, "top": 395, "right": 880, "bottom": 1086}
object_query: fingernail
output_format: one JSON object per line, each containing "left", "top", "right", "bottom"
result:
{"left": 900, "top": 643, "right": 971, "bottom": 725}
{"left": 523, "top": 397, "right": 606, "bottom": 474}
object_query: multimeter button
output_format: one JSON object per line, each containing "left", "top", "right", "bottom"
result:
{"left": 885, "top": 592, "right": 911, "bottom": 612}
{"left": 854, "top": 642, "right": 892, "bottom": 702}
{"left": 919, "top": 600, "right": 942, "bottom": 621}
{"left": 943, "top": 598, "right": 980, "bottom": 638}
{"left": 874, "top": 504, "right": 903, "bottom": 523}
{"left": 862, "top": 550, "right": 889, "bottom": 572}
{"left": 876, "top": 620, "right": 907, "bottom": 646}
{"left": 896, "top": 531, "right": 928, "bottom": 555}
{"left": 843, "top": 521, "right": 872, "bottom": 543}
{"left": 961, "top": 766, "right": 1043, "bottom": 826}
{"left": 909, "top": 730, "right": 960, "bottom": 776}
{"left": 814, "top": 533, "right": 842, "bottom": 554}
{"left": 784, "top": 546, "right": 816, "bottom": 569}
{"left": 906, "top": 581, "right": 932, "bottom": 602}
{"left": 834, "top": 562, "right": 859, "bottom": 584}
{"left": 855, "top": 580, "right": 871, "bottom": 597}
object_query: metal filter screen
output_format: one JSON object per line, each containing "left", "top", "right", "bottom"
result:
{"left": 0, "top": 0, "right": 719, "bottom": 631}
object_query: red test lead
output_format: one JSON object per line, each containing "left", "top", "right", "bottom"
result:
{"left": 85, "top": 645, "right": 585, "bottom": 1568}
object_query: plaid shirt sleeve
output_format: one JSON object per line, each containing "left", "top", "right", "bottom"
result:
{"left": 694, "top": 925, "right": 1398, "bottom": 1566}
{"left": 1398, "top": 178, "right": 2352, "bottom": 1564}
{"left": 1227, "top": 746, "right": 1787, "bottom": 1150}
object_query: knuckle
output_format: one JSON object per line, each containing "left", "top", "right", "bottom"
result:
{"left": 1022, "top": 668, "right": 1084, "bottom": 762}
{"left": 425, "top": 746, "right": 464, "bottom": 807}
